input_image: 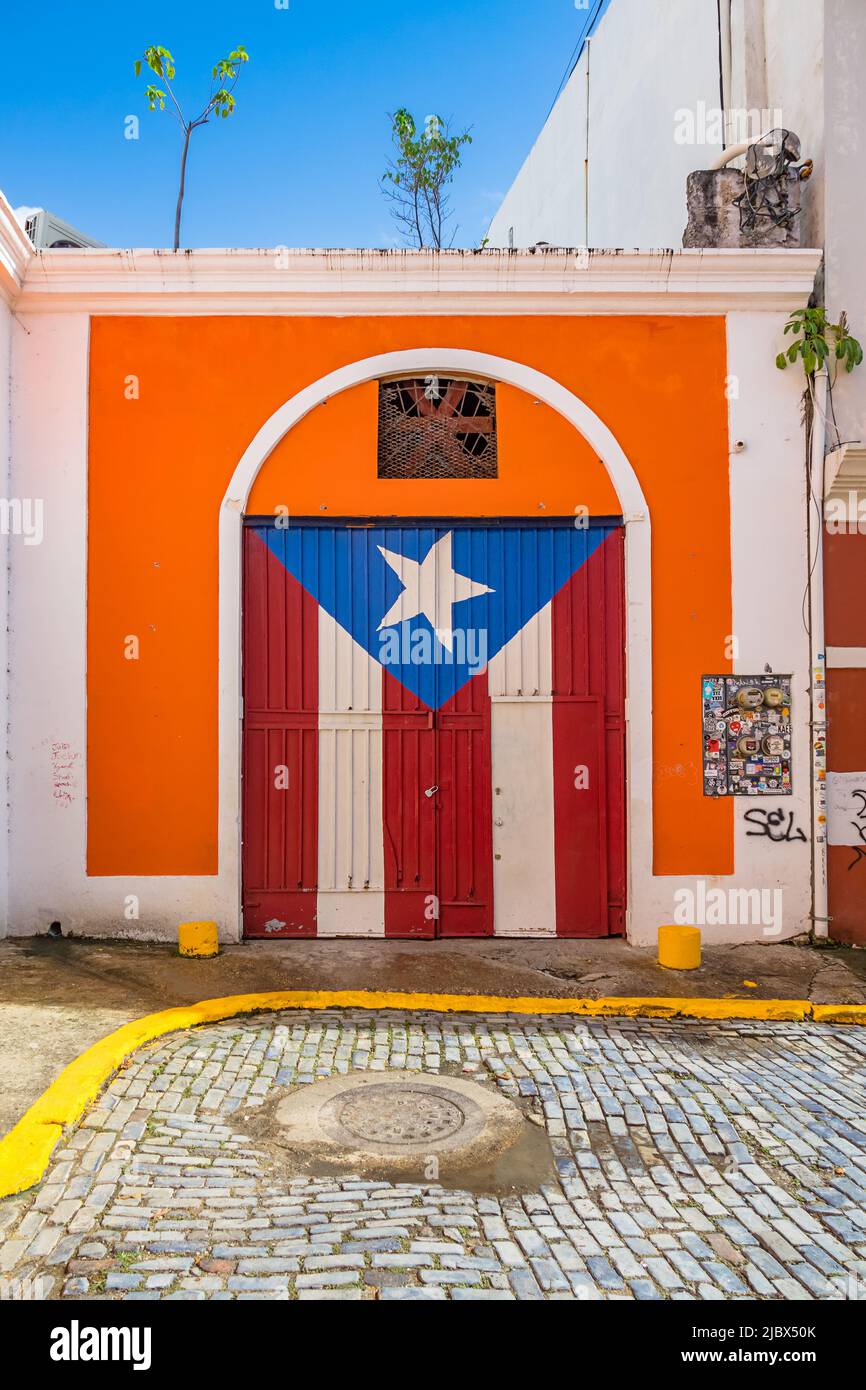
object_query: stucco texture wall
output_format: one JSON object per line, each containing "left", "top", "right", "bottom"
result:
{"left": 86, "top": 315, "right": 733, "bottom": 881}
{"left": 487, "top": 0, "right": 723, "bottom": 249}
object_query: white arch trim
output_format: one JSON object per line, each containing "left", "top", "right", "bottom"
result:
{"left": 218, "top": 349, "right": 653, "bottom": 941}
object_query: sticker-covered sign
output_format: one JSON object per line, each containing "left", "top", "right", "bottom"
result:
{"left": 702, "top": 674, "right": 793, "bottom": 797}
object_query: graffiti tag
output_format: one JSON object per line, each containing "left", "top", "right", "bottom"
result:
{"left": 743, "top": 807, "right": 807, "bottom": 844}
{"left": 849, "top": 789, "right": 866, "bottom": 871}
{"left": 51, "top": 741, "right": 79, "bottom": 808}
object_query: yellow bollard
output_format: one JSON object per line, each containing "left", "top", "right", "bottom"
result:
{"left": 178, "top": 921, "right": 219, "bottom": 959}
{"left": 658, "top": 924, "right": 701, "bottom": 970}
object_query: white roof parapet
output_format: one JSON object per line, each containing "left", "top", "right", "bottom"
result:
{"left": 13, "top": 245, "right": 822, "bottom": 315}
{"left": 0, "top": 190, "right": 33, "bottom": 305}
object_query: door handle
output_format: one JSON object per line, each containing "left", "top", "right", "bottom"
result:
{"left": 424, "top": 785, "right": 439, "bottom": 799}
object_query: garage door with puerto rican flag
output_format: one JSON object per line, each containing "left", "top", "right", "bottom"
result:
{"left": 242, "top": 519, "right": 626, "bottom": 939}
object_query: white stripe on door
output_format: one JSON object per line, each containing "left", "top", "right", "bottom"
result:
{"left": 488, "top": 604, "right": 557, "bottom": 937}
{"left": 316, "top": 607, "right": 385, "bottom": 936}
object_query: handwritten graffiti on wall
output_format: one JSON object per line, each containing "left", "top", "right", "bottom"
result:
{"left": 743, "top": 807, "right": 807, "bottom": 844}
{"left": 850, "top": 788, "right": 866, "bottom": 870}
{"left": 827, "top": 772, "right": 866, "bottom": 868}
{"left": 51, "top": 741, "right": 79, "bottom": 808}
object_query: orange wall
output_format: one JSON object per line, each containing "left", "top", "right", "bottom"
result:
{"left": 87, "top": 315, "right": 733, "bottom": 877}
{"left": 248, "top": 381, "right": 620, "bottom": 517}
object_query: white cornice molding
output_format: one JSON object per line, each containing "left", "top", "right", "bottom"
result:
{"left": 827, "top": 648, "right": 866, "bottom": 669}
{"left": 825, "top": 443, "right": 866, "bottom": 500}
{"left": 13, "top": 246, "right": 822, "bottom": 315}
{"left": 0, "top": 191, "right": 33, "bottom": 306}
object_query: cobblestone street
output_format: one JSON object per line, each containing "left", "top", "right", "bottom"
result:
{"left": 2, "top": 1011, "right": 866, "bottom": 1302}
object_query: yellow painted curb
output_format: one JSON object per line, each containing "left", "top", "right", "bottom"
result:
{"left": 812, "top": 1003, "right": 866, "bottom": 1025}
{"left": 1, "top": 988, "right": 865, "bottom": 1200}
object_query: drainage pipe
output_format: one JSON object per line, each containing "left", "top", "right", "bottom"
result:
{"left": 807, "top": 370, "right": 830, "bottom": 940}
{"left": 709, "top": 139, "right": 754, "bottom": 170}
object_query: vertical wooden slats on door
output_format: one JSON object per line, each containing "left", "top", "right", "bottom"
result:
{"left": 382, "top": 669, "right": 437, "bottom": 937}
{"left": 242, "top": 520, "right": 626, "bottom": 940}
{"left": 243, "top": 529, "right": 318, "bottom": 936}
{"left": 436, "top": 671, "right": 494, "bottom": 937}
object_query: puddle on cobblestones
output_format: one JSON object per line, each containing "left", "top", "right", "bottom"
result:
{"left": 305, "top": 1114, "right": 558, "bottom": 1196}
{"left": 585, "top": 1120, "right": 656, "bottom": 1174}
{"left": 233, "top": 1070, "right": 559, "bottom": 1196}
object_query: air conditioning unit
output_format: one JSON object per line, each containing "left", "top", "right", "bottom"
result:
{"left": 14, "top": 206, "right": 104, "bottom": 250}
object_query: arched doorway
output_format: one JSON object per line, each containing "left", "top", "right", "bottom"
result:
{"left": 218, "top": 350, "right": 651, "bottom": 941}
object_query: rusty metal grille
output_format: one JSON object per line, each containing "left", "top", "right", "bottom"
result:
{"left": 377, "top": 377, "right": 498, "bottom": 479}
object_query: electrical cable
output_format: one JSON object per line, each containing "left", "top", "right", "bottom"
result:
{"left": 543, "top": 0, "right": 606, "bottom": 125}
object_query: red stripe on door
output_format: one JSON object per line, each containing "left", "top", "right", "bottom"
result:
{"left": 381, "top": 669, "right": 493, "bottom": 938}
{"left": 552, "top": 532, "right": 626, "bottom": 937}
{"left": 437, "top": 672, "right": 494, "bottom": 937}
{"left": 382, "top": 668, "right": 436, "bottom": 938}
{"left": 243, "top": 530, "right": 319, "bottom": 937}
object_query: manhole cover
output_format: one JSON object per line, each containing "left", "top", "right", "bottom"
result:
{"left": 271, "top": 1069, "right": 527, "bottom": 1172}
{"left": 336, "top": 1086, "right": 465, "bottom": 1146}
{"left": 252, "top": 1069, "right": 560, "bottom": 1192}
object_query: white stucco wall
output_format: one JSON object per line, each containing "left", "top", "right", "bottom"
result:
{"left": 823, "top": 0, "right": 866, "bottom": 448}
{"left": 586, "top": 0, "right": 724, "bottom": 249}
{"left": 0, "top": 297, "right": 10, "bottom": 938}
{"left": 728, "top": 0, "right": 825, "bottom": 250}
{"left": 725, "top": 310, "right": 814, "bottom": 942}
{"left": 487, "top": 0, "right": 837, "bottom": 259}
{"left": 487, "top": 51, "right": 588, "bottom": 250}
{"left": 7, "top": 313, "right": 238, "bottom": 941}
{"left": 487, "top": 0, "right": 724, "bottom": 249}
{"left": 1, "top": 250, "right": 820, "bottom": 946}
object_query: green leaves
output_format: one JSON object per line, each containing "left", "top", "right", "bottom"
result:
{"left": 382, "top": 107, "right": 472, "bottom": 248}
{"left": 212, "top": 46, "right": 249, "bottom": 83}
{"left": 133, "top": 42, "right": 250, "bottom": 124}
{"left": 131, "top": 41, "right": 251, "bottom": 250}
{"left": 144, "top": 84, "right": 166, "bottom": 112}
{"left": 388, "top": 107, "right": 471, "bottom": 194}
{"left": 136, "top": 45, "right": 176, "bottom": 81}
{"left": 776, "top": 306, "right": 863, "bottom": 379}
{"left": 212, "top": 89, "right": 237, "bottom": 119}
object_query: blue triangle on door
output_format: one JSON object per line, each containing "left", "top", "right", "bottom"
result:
{"left": 258, "top": 523, "right": 612, "bottom": 709}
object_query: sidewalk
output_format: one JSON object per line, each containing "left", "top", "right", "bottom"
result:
{"left": 1, "top": 934, "right": 865, "bottom": 1139}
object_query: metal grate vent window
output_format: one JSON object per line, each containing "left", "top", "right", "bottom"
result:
{"left": 377, "top": 376, "right": 498, "bottom": 479}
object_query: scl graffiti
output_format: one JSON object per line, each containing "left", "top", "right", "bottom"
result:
{"left": 743, "top": 807, "right": 807, "bottom": 843}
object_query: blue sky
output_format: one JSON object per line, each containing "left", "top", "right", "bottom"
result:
{"left": 0, "top": 0, "right": 604, "bottom": 250}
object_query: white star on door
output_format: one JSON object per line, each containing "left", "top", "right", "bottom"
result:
{"left": 376, "top": 531, "right": 493, "bottom": 652}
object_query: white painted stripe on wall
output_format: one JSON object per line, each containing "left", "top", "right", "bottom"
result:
{"left": 827, "top": 647, "right": 866, "bottom": 669}
{"left": 725, "top": 312, "right": 814, "bottom": 940}
{"left": 316, "top": 609, "right": 384, "bottom": 936}
{"left": 827, "top": 771, "right": 866, "bottom": 847}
